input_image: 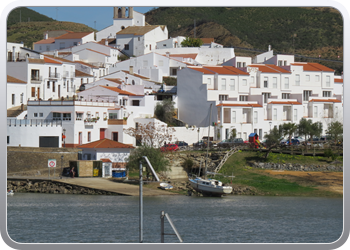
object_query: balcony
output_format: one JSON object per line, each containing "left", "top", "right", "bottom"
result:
{"left": 49, "top": 72, "right": 60, "bottom": 79}
{"left": 108, "top": 119, "right": 127, "bottom": 125}
{"left": 31, "top": 76, "right": 42, "bottom": 82}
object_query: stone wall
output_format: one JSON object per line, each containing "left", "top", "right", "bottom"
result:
{"left": 249, "top": 162, "right": 343, "bottom": 172}
{"left": 7, "top": 146, "right": 81, "bottom": 175}
{"left": 7, "top": 179, "right": 121, "bottom": 195}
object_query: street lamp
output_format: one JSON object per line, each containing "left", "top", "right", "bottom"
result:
{"left": 269, "top": 122, "right": 272, "bottom": 131}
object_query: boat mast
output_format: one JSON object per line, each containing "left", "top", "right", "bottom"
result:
{"left": 205, "top": 103, "right": 212, "bottom": 179}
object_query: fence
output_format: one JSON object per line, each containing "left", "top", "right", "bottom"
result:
{"left": 7, "top": 119, "right": 62, "bottom": 127}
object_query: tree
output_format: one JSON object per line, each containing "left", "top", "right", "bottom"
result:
{"left": 282, "top": 122, "right": 298, "bottom": 145}
{"left": 308, "top": 121, "right": 323, "bottom": 142}
{"left": 180, "top": 37, "right": 203, "bottom": 47}
{"left": 326, "top": 121, "right": 343, "bottom": 143}
{"left": 154, "top": 98, "right": 175, "bottom": 124}
{"left": 230, "top": 128, "right": 237, "bottom": 139}
{"left": 263, "top": 126, "right": 283, "bottom": 159}
{"left": 298, "top": 118, "right": 311, "bottom": 142}
{"left": 127, "top": 144, "right": 169, "bottom": 175}
{"left": 123, "top": 121, "right": 176, "bottom": 148}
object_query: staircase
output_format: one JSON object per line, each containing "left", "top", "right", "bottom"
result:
{"left": 214, "top": 147, "right": 240, "bottom": 173}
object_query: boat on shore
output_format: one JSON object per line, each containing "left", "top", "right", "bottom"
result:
{"left": 189, "top": 177, "right": 232, "bottom": 197}
{"left": 7, "top": 190, "right": 14, "bottom": 195}
{"left": 160, "top": 182, "right": 173, "bottom": 190}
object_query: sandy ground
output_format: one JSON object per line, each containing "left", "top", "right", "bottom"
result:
{"left": 260, "top": 170, "right": 343, "bottom": 194}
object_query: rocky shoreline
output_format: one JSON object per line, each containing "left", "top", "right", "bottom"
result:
{"left": 249, "top": 162, "right": 343, "bottom": 172}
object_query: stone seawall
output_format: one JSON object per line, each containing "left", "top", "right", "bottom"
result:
{"left": 7, "top": 179, "right": 122, "bottom": 195}
{"left": 249, "top": 162, "right": 343, "bottom": 172}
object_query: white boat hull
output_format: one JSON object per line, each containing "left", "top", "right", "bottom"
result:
{"left": 189, "top": 178, "right": 232, "bottom": 197}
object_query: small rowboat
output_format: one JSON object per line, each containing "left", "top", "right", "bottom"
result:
{"left": 160, "top": 183, "right": 173, "bottom": 190}
{"left": 7, "top": 190, "right": 14, "bottom": 196}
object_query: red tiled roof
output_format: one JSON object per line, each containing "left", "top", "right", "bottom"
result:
{"left": 268, "top": 101, "right": 302, "bottom": 105}
{"left": 78, "top": 138, "right": 135, "bottom": 149}
{"left": 291, "top": 63, "right": 334, "bottom": 72}
{"left": 200, "top": 38, "right": 214, "bottom": 44}
{"left": 34, "top": 37, "right": 56, "bottom": 44}
{"left": 223, "top": 66, "right": 250, "bottom": 75}
{"left": 187, "top": 67, "right": 215, "bottom": 75}
{"left": 121, "top": 70, "right": 149, "bottom": 79}
{"left": 75, "top": 70, "right": 94, "bottom": 77}
{"left": 168, "top": 54, "right": 198, "bottom": 60}
{"left": 216, "top": 103, "right": 263, "bottom": 107}
{"left": 204, "top": 66, "right": 250, "bottom": 75}
{"left": 75, "top": 60, "right": 99, "bottom": 69}
{"left": 248, "top": 64, "right": 290, "bottom": 73}
{"left": 100, "top": 158, "right": 112, "bottom": 163}
{"left": 334, "top": 78, "right": 343, "bottom": 83}
{"left": 309, "top": 99, "right": 341, "bottom": 103}
{"left": 7, "top": 75, "right": 26, "bottom": 84}
{"left": 86, "top": 49, "right": 110, "bottom": 57}
{"left": 101, "top": 86, "right": 138, "bottom": 96}
{"left": 43, "top": 56, "right": 62, "bottom": 65}
{"left": 105, "top": 78, "right": 123, "bottom": 84}
{"left": 55, "top": 32, "right": 93, "bottom": 40}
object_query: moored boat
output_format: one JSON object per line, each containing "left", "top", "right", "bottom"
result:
{"left": 7, "top": 190, "right": 14, "bottom": 195}
{"left": 160, "top": 182, "right": 173, "bottom": 190}
{"left": 189, "top": 177, "right": 232, "bottom": 197}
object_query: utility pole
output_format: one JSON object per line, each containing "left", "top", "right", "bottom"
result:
{"left": 139, "top": 160, "right": 143, "bottom": 243}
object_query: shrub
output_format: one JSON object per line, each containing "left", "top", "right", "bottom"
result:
{"left": 182, "top": 157, "right": 194, "bottom": 173}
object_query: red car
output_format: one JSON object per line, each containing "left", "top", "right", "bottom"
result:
{"left": 160, "top": 144, "right": 179, "bottom": 152}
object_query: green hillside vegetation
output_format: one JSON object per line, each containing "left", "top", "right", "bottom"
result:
{"left": 7, "top": 21, "right": 96, "bottom": 49}
{"left": 146, "top": 7, "right": 343, "bottom": 73}
{"left": 7, "top": 7, "right": 54, "bottom": 26}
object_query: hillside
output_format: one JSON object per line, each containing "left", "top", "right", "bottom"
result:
{"left": 7, "top": 21, "right": 96, "bottom": 49}
{"left": 146, "top": 7, "right": 343, "bottom": 73}
{"left": 7, "top": 7, "right": 54, "bottom": 26}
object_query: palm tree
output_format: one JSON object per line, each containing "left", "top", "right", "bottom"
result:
{"left": 282, "top": 122, "right": 298, "bottom": 145}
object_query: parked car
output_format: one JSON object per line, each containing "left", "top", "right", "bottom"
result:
{"left": 175, "top": 141, "right": 188, "bottom": 147}
{"left": 308, "top": 137, "right": 320, "bottom": 142}
{"left": 160, "top": 144, "right": 179, "bottom": 152}
{"left": 293, "top": 136, "right": 305, "bottom": 142}
{"left": 193, "top": 140, "right": 213, "bottom": 147}
{"left": 286, "top": 138, "right": 301, "bottom": 145}
{"left": 217, "top": 138, "right": 244, "bottom": 148}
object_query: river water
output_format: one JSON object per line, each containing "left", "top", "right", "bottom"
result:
{"left": 7, "top": 193, "right": 343, "bottom": 243}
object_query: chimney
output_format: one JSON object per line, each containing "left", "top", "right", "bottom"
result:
{"left": 268, "top": 45, "right": 271, "bottom": 51}
{"left": 105, "top": 39, "right": 108, "bottom": 46}
{"left": 54, "top": 50, "right": 58, "bottom": 57}
{"left": 12, "top": 46, "right": 16, "bottom": 62}
{"left": 166, "top": 52, "right": 170, "bottom": 57}
{"left": 129, "top": 66, "right": 134, "bottom": 75}
{"left": 44, "top": 32, "right": 48, "bottom": 40}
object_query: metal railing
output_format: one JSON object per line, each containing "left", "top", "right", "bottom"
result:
{"left": 7, "top": 119, "right": 62, "bottom": 127}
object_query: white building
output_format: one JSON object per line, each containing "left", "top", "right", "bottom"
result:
{"left": 96, "top": 7, "right": 146, "bottom": 42}
{"left": 7, "top": 75, "right": 27, "bottom": 108}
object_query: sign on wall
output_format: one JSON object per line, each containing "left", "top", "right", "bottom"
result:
{"left": 48, "top": 159, "right": 56, "bottom": 168}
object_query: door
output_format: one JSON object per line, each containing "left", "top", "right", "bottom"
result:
{"left": 112, "top": 132, "right": 118, "bottom": 142}
{"left": 58, "top": 85, "right": 61, "bottom": 98}
{"left": 100, "top": 128, "right": 105, "bottom": 140}
{"left": 79, "top": 132, "right": 82, "bottom": 145}
{"left": 37, "top": 87, "right": 40, "bottom": 99}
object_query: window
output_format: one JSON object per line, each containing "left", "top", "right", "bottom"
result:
{"left": 31, "top": 69, "right": 39, "bottom": 81}
{"left": 138, "top": 37, "right": 141, "bottom": 41}
{"left": 53, "top": 112, "right": 61, "bottom": 120}
{"left": 73, "top": 42, "right": 78, "bottom": 46}
{"left": 59, "top": 42, "right": 65, "bottom": 49}
{"left": 34, "top": 113, "right": 38, "bottom": 117}
{"left": 306, "top": 75, "right": 310, "bottom": 82}
{"left": 219, "top": 95, "right": 228, "bottom": 101}
{"left": 39, "top": 113, "right": 43, "bottom": 117}
{"left": 282, "top": 93, "right": 290, "bottom": 99}
{"left": 132, "top": 100, "right": 140, "bottom": 106}
{"left": 63, "top": 81, "right": 66, "bottom": 88}
{"left": 314, "top": 106, "right": 318, "bottom": 118}
{"left": 76, "top": 112, "right": 83, "bottom": 121}
{"left": 273, "top": 109, "right": 277, "bottom": 120}
{"left": 242, "top": 79, "right": 247, "bottom": 86}
{"left": 303, "top": 90, "right": 312, "bottom": 101}
{"left": 171, "top": 68, "right": 177, "bottom": 76}
{"left": 273, "top": 77, "right": 277, "bottom": 88}
{"left": 109, "top": 113, "right": 118, "bottom": 119}
{"left": 63, "top": 113, "right": 71, "bottom": 121}
{"left": 229, "top": 79, "right": 235, "bottom": 91}
{"left": 326, "top": 76, "right": 330, "bottom": 87}
{"left": 250, "top": 76, "right": 255, "bottom": 85}
{"left": 254, "top": 111, "right": 258, "bottom": 123}
{"left": 295, "top": 74, "right": 300, "bottom": 86}
{"left": 207, "top": 78, "right": 211, "bottom": 85}
{"left": 7, "top": 136, "right": 9, "bottom": 144}
{"left": 284, "top": 61, "right": 287, "bottom": 66}
{"left": 239, "top": 95, "right": 248, "bottom": 101}
{"left": 262, "top": 93, "right": 271, "bottom": 103}
{"left": 232, "top": 111, "right": 236, "bottom": 123}
{"left": 315, "top": 75, "right": 320, "bottom": 82}
{"left": 243, "top": 62, "right": 246, "bottom": 67}
{"left": 264, "top": 77, "right": 268, "bottom": 88}
{"left": 47, "top": 81, "right": 50, "bottom": 89}
{"left": 221, "top": 79, "right": 226, "bottom": 90}
{"left": 237, "top": 62, "right": 241, "bottom": 68}
{"left": 112, "top": 132, "right": 118, "bottom": 142}
{"left": 294, "top": 109, "right": 297, "bottom": 121}
{"left": 323, "top": 91, "right": 331, "bottom": 97}
{"left": 278, "top": 60, "right": 282, "bottom": 66}
{"left": 20, "top": 93, "right": 23, "bottom": 103}
{"left": 124, "top": 44, "right": 129, "bottom": 50}
{"left": 53, "top": 82, "right": 56, "bottom": 92}
{"left": 12, "top": 94, "right": 15, "bottom": 105}
{"left": 284, "top": 77, "right": 289, "bottom": 89}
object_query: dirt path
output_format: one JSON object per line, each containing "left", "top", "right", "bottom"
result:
{"left": 260, "top": 170, "right": 343, "bottom": 194}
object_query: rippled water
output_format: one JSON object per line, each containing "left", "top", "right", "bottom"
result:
{"left": 7, "top": 193, "right": 343, "bottom": 243}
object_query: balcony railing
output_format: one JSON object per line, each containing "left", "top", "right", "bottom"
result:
{"left": 7, "top": 119, "right": 62, "bottom": 127}
{"left": 31, "top": 76, "right": 42, "bottom": 82}
{"left": 49, "top": 72, "right": 60, "bottom": 79}
{"left": 108, "top": 119, "right": 127, "bottom": 125}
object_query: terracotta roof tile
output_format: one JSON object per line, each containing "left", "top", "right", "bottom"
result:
{"left": 291, "top": 63, "right": 334, "bottom": 72}
{"left": 200, "top": 38, "right": 214, "bottom": 44}
{"left": 105, "top": 78, "right": 123, "bottom": 84}
{"left": 116, "top": 25, "right": 160, "bottom": 35}
{"left": 100, "top": 158, "right": 112, "bottom": 162}
{"left": 34, "top": 38, "right": 56, "bottom": 44}
{"left": 334, "top": 78, "right": 343, "bottom": 83}
{"left": 248, "top": 64, "right": 290, "bottom": 73}
{"left": 216, "top": 103, "right": 262, "bottom": 107}
{"left": 55, "top": 32, "right": 93, "bottom": 40}
{"left": 27, "top": 58, "right": 46, "bottom": 64}
{"left": 188, "top": 67, "right": 215, "bottom": 74}
{"left": 268, "top": 101, "right": 302, "bottom": 105}
{"left": 78, "top": 138, "right": 135, "bottom": 149}
{"left": 101, "top": 86, "right": 139, "bottom": 96}
{"left": 7, "top": 75, "right": 26, "bottom": 84}
{"left": 75, "top": 70, "right": 94, "bottom": 77}
{"left": 309, "top": 99, "right": 341, "bottom": 103}
{"left": 75, "top": 60, "right": 99, "bottom": 69}
{"left": 43, "top": 56, "right": 62, "bottom": 65}
{"left": 168, "top": 54, "right": 198, "bottom": 60}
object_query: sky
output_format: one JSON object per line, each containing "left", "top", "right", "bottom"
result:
{"left": 27, "top": 7, "right": 156, "bottom": 31}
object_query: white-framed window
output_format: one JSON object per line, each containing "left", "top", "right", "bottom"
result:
{"left": 76, "top": 112, "right": 83, "bottom": 121}
{"left": 34, "top": 113, "right": 38, "bottom": 117}
{"left": 250, "top": 76, "right": 255, "bottom": 85}
{"left": 264, "top": 77, "right": 268, "bottom": 88}
{"left": 221, "top": 79, "right": 226, "bottom": 90}
{"left": 254, "top": 111, "right": 258, "bottom": 123}
{"left": 295, "top": 74, "right": 300, "bottom": 86}
{"left": 273, "top": 77, "right": 277, "bottom": 88}
{"left": 306, "top": 75, "right": 310, "bottom": 81}
{"left": 303, "top": 90, "right": 312, "bottom": 101}
{"left": 88, "top": 132, "right": 91, "bottom": 142}
{"left": 273, "top": 109, "right": 277, "bottom": 120}
{"left": 53, "top": 112, "right": 61, "bottom": 120}
{"left": 282, "top": 93, "right": 290, "bottom": 99}
{"left": 207, "top": 78, "right": 211, "bottom": 85}
{"left": 294, "top": 109, "right": 297, "bottom": 121}
{"left": 278, "top": 60, "right": 282, "bottom": 66}
{"left": 239, "top": 95, "right": 248, "bottom": 101}
{"left": 219, "top": 95, "right": 228, "bottom": 101}
{"left": 232, "top": 111, "right": 236, "bottom": 123}
{"left": 229, "top": 79, "right": 235, "bottom": 90}
{"left": 242, "top": 79, "right": 247, "bottom": 86}
{"left": 326, "top": 75, "right": 331, "bottom": 87}
{"left": 284, "top": 77, "right": 289, "bottom": 89}
{"left": 323, "top": 91, "right": 331, "bottom": 97}
{"left": 63, "top": 113, "right": 71, "bottom": 121}
{"left": 262, "top": 93, "right": 271, "bottom": 104}
{"left": 39, "top": 113, "right": 43, "bottom": 117}
{"left": 314, "top": 106, "right": 318, "bottom": 118}
{"left": 315, "top": 75, "right": 320, "bottom": 82}
{"left": 237, "top": 62, "right": 241, "bottom": 68}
